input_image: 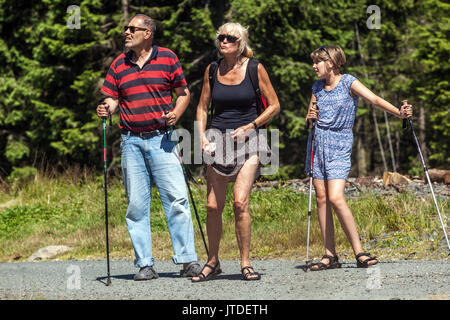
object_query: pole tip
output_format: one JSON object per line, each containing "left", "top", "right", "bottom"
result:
{"left": 303, "top": 260, "right": 311, "bottom": 272}
{"left": 401, "top": 99, "right": 408, "bottom": 105}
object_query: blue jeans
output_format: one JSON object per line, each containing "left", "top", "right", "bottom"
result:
{"left": 120, "top": 131, "right": 198, "bottom": 268}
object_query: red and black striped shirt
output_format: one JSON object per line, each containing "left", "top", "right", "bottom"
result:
{"left": 101, "top": 46, "right": 187, "bottom": 132}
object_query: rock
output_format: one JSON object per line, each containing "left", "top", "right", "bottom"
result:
{"left": 0, "top": 199, "right": 19, "bottom": 210}
{"left": 445, "top": 172, "right": 450, "bottom": 184}
{"left": 383, "top": 172, "right": 411, "bottom": 186}
{"left": 27, "top": 245, "right": 73, "bottom": 262}
{"left": 383, "top": 172, "right": 392, "bottom": 186}
{"left": 373, "top": 177, "right": 384, "bottom": 184}
{"left": 427, "top": 169, "right": 450, "bottom": 183}
{"left": 441, "top": 235, "right": 450, "bottom": 249}
{"left": 439, "top": 187, "right": 450, "bottom": 197}
{"left": 356, "top": 176, "right": 374, "bottom": 187}
{"left": 252, "top": 176, "right": 450, "bottom": 200}
{"left": 390, "top": 172, "right": 411, "bottom": 185}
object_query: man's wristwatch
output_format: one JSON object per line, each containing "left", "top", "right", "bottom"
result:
{"left": 251, "top": 120, "right": 257, "bottom": 129}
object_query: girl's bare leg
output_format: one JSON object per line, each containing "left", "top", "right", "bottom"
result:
{"left": 327, "top": 179, "right": 377, "bottom": 266}
{"left": 309, "top": 178, "right": 337, "bottom": 269}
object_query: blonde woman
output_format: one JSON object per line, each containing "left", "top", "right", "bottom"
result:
{"left": 305, "top": 45, "right": 413, "bottom": 270}
{"left": 193, "top": 22, "right": 280, "bottom": 282}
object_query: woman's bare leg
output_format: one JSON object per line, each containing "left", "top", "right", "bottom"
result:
{"left": 233, "top": 154, "right": 260, "bottom": 279}
{"left": 191, "top": 166, "right": 228, "bottom": 280}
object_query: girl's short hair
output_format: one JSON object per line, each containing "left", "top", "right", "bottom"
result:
{"left": 215, "top": 22, "right": 254, "bottom": 58}
{"left": 311, "top": 45, "right": 346, "bottom": 70}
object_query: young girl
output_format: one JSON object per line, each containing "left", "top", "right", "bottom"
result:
{"left": 305, "top": 45, "right": 413, "bottom": 270}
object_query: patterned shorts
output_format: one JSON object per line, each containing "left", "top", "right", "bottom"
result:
{"left": 305, "top": 126, "right": 353, "bottom": 180}
{"left": 203, "top": 129, "right": 271, "bottom": 179}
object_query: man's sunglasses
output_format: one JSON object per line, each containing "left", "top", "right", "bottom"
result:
{"left": 124, "top": 25, "right": 149, "bottom": 33}
{"left": 319, "top": 46, "right": 331, "bottom": 59}
{"left": 217, "top": 34, "right": 239, "bottom": 43}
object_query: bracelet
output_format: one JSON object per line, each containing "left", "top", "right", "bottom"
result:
{"left": 251, "top": 120, "right": 258, "bottom": 129}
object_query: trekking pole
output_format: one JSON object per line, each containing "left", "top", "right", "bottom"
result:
{"left": 402, "top": 100, "right": 450, "bottom": 251}
{"left": 305, "top": 101, "right": 317, "bottom": 269}
{"left": 164, "top": 111, "right": 209, "bottom": 257}
{"left": 101, "top": 104, "right": 112, "bottom": 286}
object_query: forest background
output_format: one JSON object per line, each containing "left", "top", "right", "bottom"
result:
{"left": 0, "top": 0, "right": 449, "bottom": 182}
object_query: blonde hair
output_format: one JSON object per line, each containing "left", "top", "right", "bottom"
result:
{"left": 215, "top": 22, "right": 254, "bottom": 58}
{"left": 311, "top": 45, "right": 346, "bottom": 70}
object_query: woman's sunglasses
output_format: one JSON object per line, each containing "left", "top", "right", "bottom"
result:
{"left": 217, "top": 34, "right": 239, "bottom": 43}
{"left": 124, "top": 25, "right": 149, "bottom": 33}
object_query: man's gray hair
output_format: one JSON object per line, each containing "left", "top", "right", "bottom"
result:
{"left": 133, "top": 14, "right": 156, "bottom": 35}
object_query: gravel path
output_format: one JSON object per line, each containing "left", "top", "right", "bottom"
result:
{"left": 0, "top": 259, "right": 448, "bottom": 300}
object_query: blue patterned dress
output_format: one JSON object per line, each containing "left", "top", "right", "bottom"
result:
{"left": 305, "top": 74, "right": 359, "bottom": 180}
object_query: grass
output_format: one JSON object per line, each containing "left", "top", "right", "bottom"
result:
{"left": 0, "top": 166, "right": 449, "bottom": 263}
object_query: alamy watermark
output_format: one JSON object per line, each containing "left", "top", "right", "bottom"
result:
{"left": 172, "top": 123, "right": 280, "bottom": 176}
{"left": 366, "top": 266, "right": 381, "bottom": 289}
{"left": 67, "top": 5, "right": 81, "bottom": 29}
{"left": 367, "top": 5, "right": 381, "bottom": 30}
{"left": 66, "top": 264, "right": 81, "bottom": 290}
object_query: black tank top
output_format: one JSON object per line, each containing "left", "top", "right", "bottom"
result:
{"left": 211, "top": 65, "right": 258, "bottom": 132}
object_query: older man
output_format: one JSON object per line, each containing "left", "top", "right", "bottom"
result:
{"left": 97, "top": 14, "right": 201, "bottom": 280}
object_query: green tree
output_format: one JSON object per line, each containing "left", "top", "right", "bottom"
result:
{"left": 0, "top": 0, "right": 448, "bottom": 181}
{"left": 0, "top": 0, "right": 123, "bottom": 176}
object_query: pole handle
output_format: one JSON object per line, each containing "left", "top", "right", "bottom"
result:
{"left": 305, "top": 101, "right": 317, "bottom": 130}
{"left": 401, "top": 99, "right": 409, "bottom": 130}
{"left": 100, "top": 101, "right": 108, "bottom": 120}
{"left": 164, "top": 110, "right": 170, "bottom": 139}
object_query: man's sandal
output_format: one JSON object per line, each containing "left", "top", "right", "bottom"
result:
{"left": 355, "top": 252, "right": 378, "bottom": 268}
{"left": 241, "top": 266, "right": 261, "bottom": 281}
{"left": 309, "top": 255, "right": 342, "bottom": 271}
{"left": 191, "top": 262, "right": 222, "bottom": 282}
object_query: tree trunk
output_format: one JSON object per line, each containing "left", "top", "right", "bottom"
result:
{"left": 354, "top": 116, "right": 367, "bottom": 176}
{"left": 380, "top": 96, "right": 397, "bottom": 172}
{"left": 372, "top": 109, "right": 388, "bottom": 173}
{"left": 354, "top": 21, "right": 388, "bottom": 175}
{"left": 122, "top": 0, "right": 129, "bottom": 25}
{"left": 395, "top": 130, "right": 401, "bottom": 170}
{"left": 419, "top": 102, "right": 428, "bottom": 163}
{"left": 374, "top": 61, "right": 397, "bottom": 172}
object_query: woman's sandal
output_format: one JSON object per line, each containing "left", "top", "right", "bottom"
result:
{"left": 191, "top": 262, "right": 222, "bottom": 282}
{"left": 241, "top": 266, "right": 261, "bottom": 281}
{"left": 309, "top": 255, "right": 342, "bottom": 271}
{"left": 355, "top": 252, "right": 378, "bottom": 268}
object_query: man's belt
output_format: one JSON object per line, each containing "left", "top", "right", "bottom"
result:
{"left": 121, "top": 128, "right": 168, "bottom": 138}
